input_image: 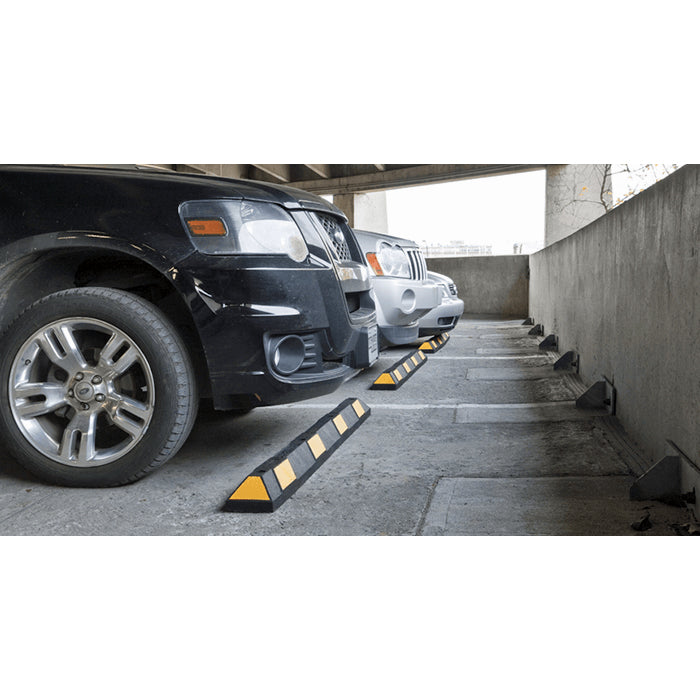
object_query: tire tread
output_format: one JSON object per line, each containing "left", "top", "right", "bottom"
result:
{"left": 0, "top": 287, "right": 198, "bottom": 487}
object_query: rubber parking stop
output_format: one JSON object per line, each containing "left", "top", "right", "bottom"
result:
{"left": 223, "top": 398, "right": 371, "bottom": 513}
{"left": 419, "top": 332, "right": 450, "bottom": 354}
{"left": 370, "top": 349, "right": 427, "bottom": 390}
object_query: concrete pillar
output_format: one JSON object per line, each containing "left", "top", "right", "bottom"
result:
{"left": 545, "top": 165, "right": 612, "bottom": 246}
{"left": 333, "top": 194, "right": 355, "bottom": 226}
{"left": 333, "top": 191, "right": 388, "bottom": 233}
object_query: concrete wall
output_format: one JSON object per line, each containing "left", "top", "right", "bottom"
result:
{"left": 530, "top": 165, "right": 700, "bottom": 469}
{"left": 545, "top": 165, "right": 612, "bottom": 246}
{"left": 428, "top": 255, "right": 529, "bottom": 317}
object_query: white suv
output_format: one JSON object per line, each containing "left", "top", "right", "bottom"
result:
{"left": 419, "top": 271, "right": 464, "bottom": 336}
{"left": 354, "top": 229, "right": 440, "bottom": 348}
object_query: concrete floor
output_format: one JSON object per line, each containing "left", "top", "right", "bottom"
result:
{"left": 0, "top": 316, "right": 692, "bottom": 535}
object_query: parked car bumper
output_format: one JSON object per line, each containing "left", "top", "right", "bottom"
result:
{"left": 180, "top": 253, "right": 378, "bottom": 409}
{"left": 372, "top": 278, "right": 439, "bottom": 327}
{"left": 379, "top": 320, "right": 422, "bottom": 346}
{"left": 419, "top": 297, "right": 464, "bottom": 336}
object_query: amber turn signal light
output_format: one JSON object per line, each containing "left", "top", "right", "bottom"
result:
{"left": 365, "top": 252, "right": 384, "bottom": 275}
{"left": 186, "top": 218, "right": 227, "bottom": 236}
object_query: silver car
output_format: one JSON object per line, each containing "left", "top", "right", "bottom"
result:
{"left": 354, "top": 229, "right": 440, "bottom": 348}
{"left": 419, "top": 271, "right": 464, "bottom": 336}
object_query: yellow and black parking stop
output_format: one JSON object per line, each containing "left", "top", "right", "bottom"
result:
{"left": 370, "top": 350, "right": 427, "bottom": 390}
{"left": 223, "top": 398, "right": 371, "bottom": 513}
{"left": 419, "top": 332, "right": 450, "bottom": 354}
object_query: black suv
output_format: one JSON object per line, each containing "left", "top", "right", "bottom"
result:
{"left": 0, "top": 165, "right": 377, "bottom": 486}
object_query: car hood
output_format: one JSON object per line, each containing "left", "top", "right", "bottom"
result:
{"left": 0, "top": 165, "right": 345, "bottom": 219}
{"left": 353, "top": 229, "right": 419, "bottom": 251}
{"left": 427, "top": 270, "right": 455, "bottom": 285}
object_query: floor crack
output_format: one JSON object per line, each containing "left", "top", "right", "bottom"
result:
{"left": 415, "top": 477, "right": 441, "bottom": 536}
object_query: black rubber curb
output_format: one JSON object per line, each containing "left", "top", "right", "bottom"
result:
{"left": 370, "top": 349, "right": 427, "bottom": 390}
{"left": 222, "top": 398, "right": 371, "bottom": 513}
{"left": 418, "top": 332, "right": 450, "bottom": 354}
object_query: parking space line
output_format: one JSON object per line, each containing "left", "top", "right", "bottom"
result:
{"left": 265, "top": 400, "right": 577, "bottom": 411}
{"left": 424, "top": 355, "right": 545, "bottom": 360}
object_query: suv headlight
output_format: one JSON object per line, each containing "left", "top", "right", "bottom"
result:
{"left": 366, "top": 241, "right": 411, "bottom": 278}
{"left": 180, "top": 199, "right": 309, "bottom": 262}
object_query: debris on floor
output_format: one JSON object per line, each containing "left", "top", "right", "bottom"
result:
{"left": 631, "top": 513, "right": 652, "bottom": 531}
{"left": 669, "top": 522, "right": 700, "bottom": 535}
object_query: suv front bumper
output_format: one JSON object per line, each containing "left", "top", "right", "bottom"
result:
{"left": 419, "top": 297, "right": 464, "bottom": 336}
{"left": 371, "top": 277, "right": 440, "bottom": 347}
{"left": 179, "top": 253, "right": 377, "bottom": 408}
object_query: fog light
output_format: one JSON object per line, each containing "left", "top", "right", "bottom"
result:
{"left": 269, "top": 335, "right": 306, "bottom": 375}
{"left": 400, "top": 289, "right": 416, "bottom": 313}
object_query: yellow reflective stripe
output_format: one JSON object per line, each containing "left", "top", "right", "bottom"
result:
{"left": 333, "top": 414, "right": 348, "bottom": 435}
{"left": 403, "top": 362, "right": 411, "bottom": 373}
{"left": 411, "top": 356, "right": 419, "bottom": 367}
{"left": 373, "top": 374, "right": 395, "bottom": 385}
{"left": 273, "top": 459, "right": 296, "bottom": 490}
{"left": 352, "top": 400, "right": 366, "bottom": 416}
{"left": 393, "top": 369, "right": 403, "bottom": 381}
{"left": 229, "top": 476, "right": 270, "bottom": 501}
{"left": 307, "top": 434, "right": 326, "bottom": 459}
{"left": 419, "top": 351, "right": 426, "bottom": 360}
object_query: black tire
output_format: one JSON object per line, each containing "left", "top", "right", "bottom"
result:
{"left": 0, "top": 287, "right": 198, "bottom": 487}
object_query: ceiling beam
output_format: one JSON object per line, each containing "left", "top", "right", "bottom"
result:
{"left": 174, "top": 164, "right": 209, "bottom": 175}
{"left": 219, "top": 164, "right": 249, "bottom": 179}
{"left": 303, "top": 164, "right": 332, "bottom": 178}
{"left": 251, "top": 164, "right": 291, "bottom": 182}
{"left": 286, "top": 164, "right": 546, "bottom": 194}
{"left": 174, "top": 164, "right": 249, "bottom": 178}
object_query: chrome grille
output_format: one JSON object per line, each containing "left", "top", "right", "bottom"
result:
{"left": 407, "top": 249, "right": 427, "bottom": 280}
{"left": 314, "top": 213, "right": 353, "bottom": 262}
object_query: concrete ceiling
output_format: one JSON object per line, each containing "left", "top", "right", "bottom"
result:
{"left": 157, "top": 164, "right": 545, "bottom": 194}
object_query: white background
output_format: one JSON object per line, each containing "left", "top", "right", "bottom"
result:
{"left": 2, "top": 1, "right": 698, "bottom": 698}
